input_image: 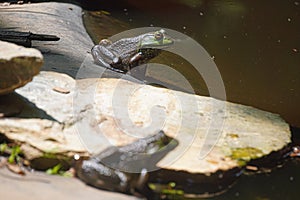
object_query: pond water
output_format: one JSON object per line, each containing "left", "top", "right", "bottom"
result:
{"left": 82, "top": 0, "right": 300, "bottom": 199}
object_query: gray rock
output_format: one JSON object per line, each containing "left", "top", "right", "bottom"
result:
{"left": 0, "top": 167, "right": 137, "bottom": 200}
{"left": 0, "top": 71, "right": 290, "bottom": 171}
{"left": 0, "top": 41, "right": 43, "bottom": 95}
{"left": 0, "top": 2, "right": 92, "bottom": 77}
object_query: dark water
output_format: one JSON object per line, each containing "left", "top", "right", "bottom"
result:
{"left": 83, "top": 1, "right": 300, "bottom": 199}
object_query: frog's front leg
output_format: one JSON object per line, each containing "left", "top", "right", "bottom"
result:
{"left": 128, "top": 52, "right": 147, "bottom": 80}
{"left": 130, "top": 168, "right": 154, "bottom": 198}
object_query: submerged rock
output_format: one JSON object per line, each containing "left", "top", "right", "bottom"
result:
{"left": 0, "top": 41, "right": 43, "bottom": 95}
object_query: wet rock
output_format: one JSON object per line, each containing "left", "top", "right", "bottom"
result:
{"left": 0, "top": 41, "right": 43, "bottom": 95}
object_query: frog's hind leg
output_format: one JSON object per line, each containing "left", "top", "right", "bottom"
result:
{"left": 91, "top": 45, "right": 117, "bottom": 64}
{"left": 91, "top": 45, "right": 125, "bottom": 73}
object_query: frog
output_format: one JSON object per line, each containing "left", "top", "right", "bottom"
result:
{"left": 75, "top": 130, "right": 178, "bottom": 199}
{"left": 91, "top": 29, "right": 174, "bottom": 75}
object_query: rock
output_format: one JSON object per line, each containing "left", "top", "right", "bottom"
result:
{"left": 75, "top": 75, "right": 290, "bottom": 172}
{"left": 0, "top": 2, "right": 91, "bottom": 77}
{"left": 0, "top": 41, "right": 43, "bottom": 95}
{"left": 0, "top": 71, "right": 291, "bottom": 196}
{"left": 0, "top": 72, "right": 88, "bottom": 162}
{"left": 0, "top": 167, "right": 137, "bottom": 200}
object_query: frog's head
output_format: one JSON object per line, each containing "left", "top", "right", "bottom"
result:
{"left": 139, "top": 29, "right": 174, "bottom": 49}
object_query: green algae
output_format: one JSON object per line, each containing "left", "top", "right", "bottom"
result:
{"left": 231, "top": 147, "right": 264, "bottom": 166}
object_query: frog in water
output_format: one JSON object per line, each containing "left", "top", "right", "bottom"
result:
{"left": 75, "top": 130, "right": 178, "bottom": 199}
{"left": 91, "top": 29, "right": 174, "bottom": 75}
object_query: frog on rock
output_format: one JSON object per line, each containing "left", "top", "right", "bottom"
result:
{"left": 75, "top": 130, "right": 178, "bottom": 199}
{"left": 91, "top": 29, "right": 174, "bottom": 75}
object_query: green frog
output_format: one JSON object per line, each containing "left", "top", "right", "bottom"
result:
{"left": 75, "top": 131, "right": 178, "bottom": 199}
{"left": 91, "top": 29, "right": 174, "bottom": 74}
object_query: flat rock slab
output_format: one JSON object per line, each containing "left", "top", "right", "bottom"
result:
{"left": 74, "top": 73, "right": 292, "bottom": 174}
{"left": 0, "top": 167, "right": 137, "bottom": 200}
{"left": 0, "top": 41, "right": 43, "bottom": 95}
{"left": 0, "top": 71, "right": 291, "bottom": 175}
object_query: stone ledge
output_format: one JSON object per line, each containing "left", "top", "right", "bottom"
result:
{"left": 0, "top": 41, "right": 43, "bottom": 95}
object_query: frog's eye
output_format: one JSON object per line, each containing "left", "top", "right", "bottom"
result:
{"left": 154, "top": 31, "right": 163, "bottom": 41}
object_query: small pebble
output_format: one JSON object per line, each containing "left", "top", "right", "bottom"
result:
{"left": 0, "top": 157, "right": 7, "bottom": 168}
{"left": 246, "top": 165, "right": 258, "bottom": 171}
{"left": 7, "top": 163, "right": 26, "bottom": 176}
